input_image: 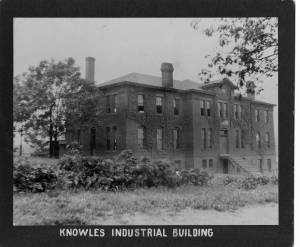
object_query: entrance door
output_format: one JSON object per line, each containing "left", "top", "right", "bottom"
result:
{"left": 219, "top": 129, "right": 228, "bottom": 154}
{"left": 222, "top": 159, "right": 229, "bottom": 174}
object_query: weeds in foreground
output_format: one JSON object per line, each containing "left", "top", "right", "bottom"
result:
{"left": 13, "top": 184, "right": 278, "bottom": 225}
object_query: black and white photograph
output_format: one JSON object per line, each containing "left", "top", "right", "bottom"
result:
{"left": 12, "top": 17, "right": 280, "bottom": 226}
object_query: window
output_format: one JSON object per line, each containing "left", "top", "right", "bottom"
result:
{"left": 137, "top": 94, "right": 144, "bottom": 112}
{"left": 202, "top": 128, "right": 206, "bottom": 149}
{"left": 241, "top": 130, "right": 245, "bottom": 148}
{"left": 76, "top": 129, "right": 81, "bottom": 143}
{"left": 206, "top": 101, "right": 211, "bottom": 116}
{"left": 209, "top": 159, "right": 213, "bottom": 169}
{"left": 238, "top": 105, "right": 242, "bottom": 120}
{"left": 106, "top": 96, "right": 111, "bottom": 113}
{"left": 223, "top": 103, "right": 228, "bottom": 118}
{"left": 90, "top": 127, "right": 96, "bottom": 154}
{"left": 112, "top": 95, "right": 118, "bottom": 113}
{"left": 138, "top": 127, "right": 145, "bottom": 149}
{"left": 173, "top": 128, "right": 180, "bottom": 149}
{"left": 267, "top": 159, "right": 272, "bottom": 172}
{"left": 235, "top": 129, "right": 240, "bottom": 148}
{"left": 156, "top": 97, "right": 162, "bottom": 114}
{"left": 265, "top": 110, "right": 269, "bottom": 123}
{"left": 174, "top": 98, "right": 180, "bottom": 115}
{"left": 112, "top": 126, "right": 117, "bottom": 150}
{"left": 258, "top": 159, "right": 263, "bottom": 173}
{"left": 218, "top": 102, "right": 222, "bottom": 117}
{"left": 266, "top": 132, "right": 270, "bottom": 148}
{"left": 234, "top": 104, "right": 238, "bottom": 120}
{"left": 200, "top": 100, "right": 205, "bottom": 116}
{"left": 106, "top": 127, "right": 110, "bottom": 150}
{"left": 106, "top": 95, "right": 118, "bottom": 113}
{"left": 256, "top": 132, "right": 261, "bottom": 148}
{"left": 202, "top": 159, "right": 207, "bottom": 169}
{"left": 255, "top": 109, "right": 260, "bottom": 122}
{"left": 157, "top": 128, "right": 163, "bottom": 150}
{"left": 207, "top": 128, "right": 212, "bottom": 148}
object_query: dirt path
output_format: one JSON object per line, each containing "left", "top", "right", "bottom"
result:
{"left": 92, "top": 203, "right": 278, "bottom": 225}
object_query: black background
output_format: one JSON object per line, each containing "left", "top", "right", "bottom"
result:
{"left": 0, "top": 0, "right": 294, "bottom": 246}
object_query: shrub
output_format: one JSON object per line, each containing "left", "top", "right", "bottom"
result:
{"left": 13, "top": 159, "right": 58, "bottom": 193}
{"left": 57, "top": 151, "right": 213, "bottom": 191}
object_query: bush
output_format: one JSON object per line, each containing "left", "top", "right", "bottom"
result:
{"left": 13, "top": 158, "right": 57, "bottom": 193}
{"left": 57, "top": 150, "right": 213, "bottom": 191}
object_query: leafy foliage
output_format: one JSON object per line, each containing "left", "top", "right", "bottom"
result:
{"left": 13, "top": 58, "right": 99, "bottom": 157}
{"left": 13, "top": 157, "right": 58, "bottom": 192}
{"left": 220, "top": 174, "right": 278, "bottom": 190}
{"left": 57, "top": 150, "right": 212, "bottom": 190}
{"left": 191, "top": 18, "right": 278, "bottom": 92}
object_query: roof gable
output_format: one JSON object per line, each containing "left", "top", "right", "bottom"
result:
{"left": 201, "top": 78, "right": 238, "bottom": 90}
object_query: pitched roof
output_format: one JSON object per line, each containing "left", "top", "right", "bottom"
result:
{"left": 201, "top": 78, "right": 238, "bottom": 89}
{"left": 97, "top": 72, "right": 204, "bottom": 90}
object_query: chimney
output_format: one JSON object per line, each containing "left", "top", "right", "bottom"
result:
{"left": 160, "top": 62, "right": 174, "bottom": 88}
{"left": 85, "top": 57, "right": 95, "bottom": 82}
{"left": 246, "top": 81, "right": 256, "bottom": 99}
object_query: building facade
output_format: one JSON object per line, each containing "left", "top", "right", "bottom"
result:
{"left": 66, "top": 57, "right": 277, "bottom": 175}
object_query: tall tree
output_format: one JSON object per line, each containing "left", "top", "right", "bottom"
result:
{"left": 191, "top": 18, "right": 278, "bottom": 93}
{"left": 13, "top": 58, "right": 99, "bottom": 157}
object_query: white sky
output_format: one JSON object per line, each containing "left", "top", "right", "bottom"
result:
{"left": 13, "top": 18, "right": 278, "bottom": 154}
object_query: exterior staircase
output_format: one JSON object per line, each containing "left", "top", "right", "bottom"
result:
{"left": 228, "top": 156, "right": 261, "bottom": 176}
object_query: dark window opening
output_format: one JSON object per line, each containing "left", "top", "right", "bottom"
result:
{"left": 202, "top": 159, "right": 207, "bottom": 169}
{"left": 173, "top": 128, "right": 180, "bottom": 149}
{"left": 106, "top": 96, "right": 111, "bottom": 113}
{"left": 235, "top": 129, "right": 240, "bottom": 148}
{"left": 202, "top": 128, "right": 206, "bottom": 149}
{"left": 138, "top": 126, "right": 145, "bottom": 149}
{"left": 267, "top": 159, "right": 272, "bottom": 172}
{"left": 90, "top": 127, "right": 96, "bottom": 155}
{"left": 113, "top": 126, "right": 117, "bottom": 150}
{"left": 207, "top": 128, "right": 212, "bottom": 148}
{"left": 259, "top": 159, "right": 263, "bottom": 173}
{"left": 256, "top": 132, "right": 261, "bottom": 148}
{"left": 218, "top": 102, "right": 222, "bottom": 117}
{"left": 174, "top": 98, "right": 180, "bottom": 115}
{"left": 266, "top": 132, "right": 270, "bottom": 148}
{"left": 112, "top": 95, "right": 118, "bottom": 113}
{"left": 106, "top": 127, "right": 110, "bottom": 150}
{"left": 156, "top": 97, "right": 162, "bottom": 114}
{"left": 209, "top": 159, "right": 213, "bottom": 169}
{"left": 241, "top": 130, "right": 245, "bottom": 148}
{"left": 206, "top": 101, "right": 211, "bottom": 116}
{"left": 137, "top": 95, "right": 144, "bottom": 113}
{"left": 200, "top": 100, "right": 205, "bottom": 116}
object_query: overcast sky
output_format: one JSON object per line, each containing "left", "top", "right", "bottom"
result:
{"left": 14, "top": 18, "right": 278, "bottom": 153}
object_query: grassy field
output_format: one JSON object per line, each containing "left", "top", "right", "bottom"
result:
{"left": 13, "top": 183, "right": 278, "bottom": 225}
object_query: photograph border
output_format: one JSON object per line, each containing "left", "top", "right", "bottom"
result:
{"left": 0, "top": 0, "right": 294, "bottom": 246}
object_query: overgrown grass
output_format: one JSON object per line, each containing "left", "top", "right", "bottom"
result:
{"left": 13, "top": 184, "right": 278, "bottom": 225}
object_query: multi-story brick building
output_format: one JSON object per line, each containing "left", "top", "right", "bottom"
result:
{"left": 66, "top": 57, "right": 277, "bottom": 175}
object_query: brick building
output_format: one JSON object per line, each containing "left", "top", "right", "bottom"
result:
{"left": 66, "top": 57, "right": 277, "bottom": 175}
